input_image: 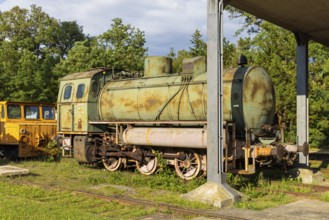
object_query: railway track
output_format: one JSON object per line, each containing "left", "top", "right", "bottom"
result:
{"left": 273, "top": 181, "right": 329, "bottom": 199}
{"left": 4, "top": 179, "right": 249, "bottom": 220}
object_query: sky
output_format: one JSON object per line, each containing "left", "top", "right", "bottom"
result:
{"left": 0, "top": 0, "right": 244, "bottom": 55}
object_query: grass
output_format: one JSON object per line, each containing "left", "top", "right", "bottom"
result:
{"left": 0, "top": 181, "right": 154, "bottom": 219}
{"left": 309, "top": 159, "right": 329, "bottom": 169}
{"left": 13, "top": 158, "right": 205, "bottom": 194}
{"left": 0, "top": 157, "right": 212, "bottom": 217}
{"left": 236, "top": 192, "right": 294, "bottom": 210}
{"left": 309, "top": 159, "right": 329, "bottom": 179}
{"left": 321, "top": 192, "right": 329, "bottom": 202}
{"left": 226, "top": 168, "right": 319, "bottom": 210}
{"left": 1, "top": 157, "right": 328, "bottom": 216}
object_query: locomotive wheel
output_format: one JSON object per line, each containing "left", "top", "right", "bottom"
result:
{"left": 199, "top": 154, "right": 207, "bottom": 177}
{"left": 103, "top": 157, "right": 123, "bottom": 172}
{"left": 174, "top": 151, "right": 201, "bottom": 180}
{"left": 135, "top": 148, "right": 158, "bottom": 175}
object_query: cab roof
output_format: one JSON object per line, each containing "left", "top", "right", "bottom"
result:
{"left": 59, "top": 68, "right": 112, "bottom": 81}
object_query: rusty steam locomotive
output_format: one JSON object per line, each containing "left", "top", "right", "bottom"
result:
{"left": 57, "top": 56, "right": 308, "bottom": 180}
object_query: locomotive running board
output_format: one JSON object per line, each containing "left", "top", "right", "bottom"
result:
{"left": 89, "top": 120, "right": 207, "bottom": 125}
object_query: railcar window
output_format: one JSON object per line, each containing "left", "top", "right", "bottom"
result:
{"left": 42, "top": 106, "right": 55, "bottom": 120}
{"left": 76, "top": 84, "right": 85, "bottom": 98}
{"left": 1, "top": 104, "right": 4, "bottom": 119}
{"left": 7, "top": 105, "right": 21, "bottom": 119}
{"left": 64, "top": 85, "right": 72, "bottom": 100}
{"left": 24, "top": 105, "right": 40, "bottom": 119}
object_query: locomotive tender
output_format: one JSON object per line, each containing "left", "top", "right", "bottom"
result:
{"left": 57, "top": 56, "right": 308, "bottom": 179}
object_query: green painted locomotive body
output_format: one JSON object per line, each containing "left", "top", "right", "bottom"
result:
{"left": 57, "top": 56, "right": 304, "bottom": 178}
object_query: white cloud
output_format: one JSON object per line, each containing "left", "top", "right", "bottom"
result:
{"left": 0, "top": 0, "right": 243, "bottom": 55}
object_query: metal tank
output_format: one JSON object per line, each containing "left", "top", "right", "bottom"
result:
{"left": 223, "top": 66, "right": 276, "bottom": 132}
{"left": 98, "top": 56, "right": 275, "bottom": 131}
{"left": 99, "top": 56, "right": 208, "bottom": 122}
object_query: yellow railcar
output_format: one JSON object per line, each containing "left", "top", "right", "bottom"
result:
{"left": 0, "top": 101, "right": 57, "bottom": 157}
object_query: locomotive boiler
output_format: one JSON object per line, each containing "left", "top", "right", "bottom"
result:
{"left": 57, "top": 56, "right": 308, "bottom": 179}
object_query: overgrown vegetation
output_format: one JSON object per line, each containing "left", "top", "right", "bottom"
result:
{"left": 42, "top": 140, "right": 62, "bottom": 162}
{"left": 1, "top": 158, "right": 329, "bottom": 217}
{"left": 226, "top": 170, "right": 316, "bottom": 210}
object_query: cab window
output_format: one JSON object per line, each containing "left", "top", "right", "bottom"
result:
{"left": 76, "top": 84, "right": 85, "bottom": 98}
{"left": 64, "top": 85, "right": 72, "bottom": 100}
{"left": 8, "top": 105, "right": 21, "bottom": 119}
{"left": 91, "top": 81, "right": 99, "bottom": 97}
{"left": 42, "top": 106, "right": 55, "bottom": 120}
{"left": 24, "top": 105, "right": 40, "bottom": 119}
{"left": 1, "top": 104, "right": 4, "bottom": 119}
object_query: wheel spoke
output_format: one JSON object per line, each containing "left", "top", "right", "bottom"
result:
{"left": 103, "top": 157, "right": 122, "bottom": 172}
{"left": 136, "top": 148, "right": 158, "bottom": 176}
{"left": 174, "top": 151, "right": 201, "bottom": 180}
{"left": 185, "top": 168, "right": 196, "bottom": 176}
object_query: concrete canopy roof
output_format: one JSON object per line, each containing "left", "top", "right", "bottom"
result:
{"left": 228, "top": 0, "right": 329, "bottom": 47}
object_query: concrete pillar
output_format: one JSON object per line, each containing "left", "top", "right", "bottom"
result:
{"left": 207, "top": 0, "right": 225, "bottom": 184}
{"left": 182, "top": 0, "right": 239, "bottom": 208}
{"left": 295, "top": 32, "right": 309, "bottom": 166}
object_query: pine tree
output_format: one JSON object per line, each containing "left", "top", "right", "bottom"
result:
{"left": 189, "top": 29, "right": 207, "bottom": 57}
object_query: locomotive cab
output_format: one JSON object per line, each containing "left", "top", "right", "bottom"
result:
{"left": 57, "top": 68, "right": 115, "bottom": 156}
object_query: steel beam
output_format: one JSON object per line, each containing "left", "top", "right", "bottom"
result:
{"left": 295, "top": 32, "right": 309, "bottom": 166}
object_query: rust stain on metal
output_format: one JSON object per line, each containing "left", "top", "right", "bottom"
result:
{"left": 190, "top": 98, "right": 203, "bottom": 109}
{"left": 191, "top": 86, "right": 204, "bottom": 97}
{"left": 122, "top": 99, "right": 137, "bottom": 109}
{"left": 60, "top": 105, "right": 72, "bottom": 131}
{"left": 115, "top": 98, "right": 138, "bottom": 115}
{"left": 78, "top": 118, "right": 82, "bottom": 129}
{"left": 101, "top": 95, "right": 112, "bottom": 109}
{"left": 144, "top": 97, "right": 163, "bottom": 111}
{"left": 84, "top": 86, "right": 90, "bottom": 98}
